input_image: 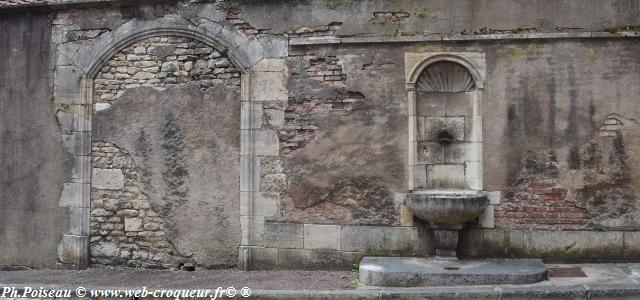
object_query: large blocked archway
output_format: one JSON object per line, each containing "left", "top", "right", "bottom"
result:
{"left": 52, "top": 15, "right": 288, "bottom": 269}
{"left": 89, "top": 36, "right": 241, "bottom": 268}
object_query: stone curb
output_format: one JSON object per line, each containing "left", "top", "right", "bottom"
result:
{"left": 2, "top": 283, "right": 640, "bottom": 299}
{"left": 250, "top": 284, "right": 640, "bottom": 300}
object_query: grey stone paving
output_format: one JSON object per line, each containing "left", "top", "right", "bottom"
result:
{"left": 1, "top": 263, "right": 639, "bottom": 299}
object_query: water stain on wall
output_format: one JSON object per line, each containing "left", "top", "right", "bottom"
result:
{"left": 498, "top": 113, "right": 640, "bottom": 230}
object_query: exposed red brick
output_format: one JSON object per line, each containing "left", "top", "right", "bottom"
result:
{"left": 544, "top": 192, "right": 566, "bottom": 201}
{"left": 496, "top": 181, "right": 589, "bottom": 230}
{"left": 528, "top": 182, "right": 552, "bottom": 189}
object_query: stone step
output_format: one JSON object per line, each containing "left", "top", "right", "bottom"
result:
{"left": 359, "top": 256, "right": 547, "bottom": 287}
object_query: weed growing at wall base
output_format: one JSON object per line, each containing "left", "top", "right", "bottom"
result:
{"left": 327, "top": 0, "right": 352, "bottom": 9}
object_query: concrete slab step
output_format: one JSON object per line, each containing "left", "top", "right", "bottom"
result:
{"left": 359, "top": 256, "right": 547, "bottom": 287}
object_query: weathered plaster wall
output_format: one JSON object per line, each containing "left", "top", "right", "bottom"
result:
{"left": 280, "top": 39, "right": 640, "bottom": 232}
{"left": 233, "top": 0, "right": 640, "bottom": 36}
{"left": 481, "top": 40, "right": 640, "bottom": 230}
{"left": 275, "top": 51, "right": 407, "bottom": 225}
{"left": 0, "top": 11, "right": 71, "bottom": 267}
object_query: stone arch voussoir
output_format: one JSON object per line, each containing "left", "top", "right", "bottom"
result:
{"left": 75, "top": 16, "right": 265, "bottom": 80}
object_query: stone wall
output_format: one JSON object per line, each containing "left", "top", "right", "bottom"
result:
{"left": 2, "top": 0, "right": 640, "bottom": 269}
{"left": 459, "top": 228, "right": 640, "bottom": 262}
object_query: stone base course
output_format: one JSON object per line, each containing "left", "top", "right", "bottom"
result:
{"left": 245, "top": 225, "right": 640, "bottom": 270}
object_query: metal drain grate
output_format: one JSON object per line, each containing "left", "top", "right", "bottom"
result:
{"left": 548, "top": 267, "right": 587, "bottom": 278}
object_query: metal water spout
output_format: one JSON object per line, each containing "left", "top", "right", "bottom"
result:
{"left": 437, "top": 128, "right": 455, "bottom": 145}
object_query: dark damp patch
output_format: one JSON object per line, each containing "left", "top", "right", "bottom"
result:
{"left": 565, "top": 64, "right": 580, "bottom": 169}
{"left": 160, "top": 109, "right": 189, "bottom": 215}
{"left": 134, "top": 129, "right": 154, "bottom": 194}
{"left": 547, "top": 75, "right": 557, "bottom": 147}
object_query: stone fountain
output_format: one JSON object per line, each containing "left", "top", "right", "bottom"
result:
{"left": 358, "top": 182, "right": 547, "bottom": 287}
{"left": 405, "top": 188, "right": 488, "bottom": 259}
{"left": 358, "top": 55, "right": 547, "bottom": 287}
{"left": 358, "top": 127, "right": 548, "bottom": 287}
{"left": 359, "top": 185, "right": 546, "bottom": 287}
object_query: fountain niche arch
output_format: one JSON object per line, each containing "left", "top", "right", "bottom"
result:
{"left": 405, "top": 53, "right": 485, "bottom": 192}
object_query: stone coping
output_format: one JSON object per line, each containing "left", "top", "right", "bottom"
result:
{"left": 290, "top": 31, "right": 640, "bottom": 46}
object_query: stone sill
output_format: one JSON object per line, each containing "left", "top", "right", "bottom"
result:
{"left": 290, "top": 31, "right": 640, "bottom": 46}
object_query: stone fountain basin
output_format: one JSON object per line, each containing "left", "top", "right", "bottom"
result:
{"left": 406, "top": 189, "right": 488, "bottom": 226}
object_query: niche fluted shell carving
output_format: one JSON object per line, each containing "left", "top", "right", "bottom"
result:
{"left": 416, "top": 61, "right": 476, "bottom": 93}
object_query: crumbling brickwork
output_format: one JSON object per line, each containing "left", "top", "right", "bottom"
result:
{"left": 225, "top": 6, "right": 259, "bottom": 35}
{"left": 94, "top": 36, "right": 240, "bottom": 105}
{"left": 280, "top": 54, "right": 363, "bottom": 156}
{"left": 288, "top": 22, "right": 343, "bottom": 38}
{"left": 90, "top": 141, "right": 189, "bottom": 269}
{"left": 495, "top": 182, "right": 590, "bottom": 230}
{"left": 495, "top": 151, "right": 590, "bottom": 230}
{"left": 304, "top": 55, "right": 346, "bottom": 83}
{"left": 370, "top": 12, "right": 410, "bottom": 24}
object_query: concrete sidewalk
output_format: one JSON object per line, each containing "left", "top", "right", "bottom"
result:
{"left": 1, "top": 263, "right": 639, "bottom": 299}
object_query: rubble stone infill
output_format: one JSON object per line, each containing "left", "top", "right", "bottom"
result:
{"left": 94, "top": 36, "right": 240, "bottom": 105}
{"left": 90, "top": 141, "right": 188, "bottom": 269}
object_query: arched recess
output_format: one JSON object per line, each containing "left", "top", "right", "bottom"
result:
{"left": 404, "top": 52, "right": 485, "bottom": 194}
{"left": 406, "top": 54, "right": 483, "bottom": 90}
{"left": 55, "top": 16, "right": 270, "bottom": 269}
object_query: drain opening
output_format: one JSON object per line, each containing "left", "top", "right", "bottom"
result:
{"left": 443, "top": 266, "right": 460, "bottom": 271}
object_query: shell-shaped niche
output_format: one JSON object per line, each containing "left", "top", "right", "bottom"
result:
{"left": 416, "top": 61, "right": 476, "bottom": 93}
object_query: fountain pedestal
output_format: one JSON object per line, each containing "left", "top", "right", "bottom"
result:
{"left": 405, "top": 189, "right": 489, "bottom": 259}
{"left": 357, "top": 188, "right": 548, "bottom": 286}
{"left": 432, "top": 228, "right": 460, "bottom": 258}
